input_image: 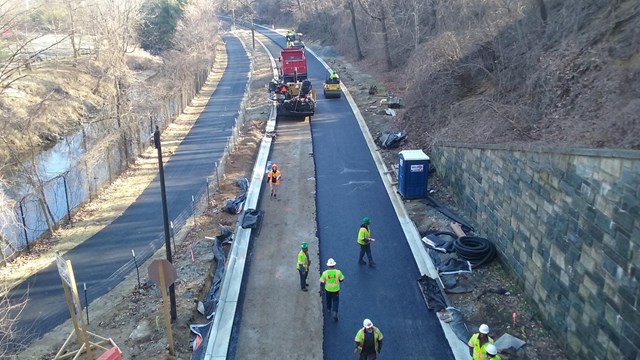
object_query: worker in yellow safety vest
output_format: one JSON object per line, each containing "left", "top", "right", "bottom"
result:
{"left": 354, "top": 318, "right": 384, "bottom": 360}
{"left": 319, "top": 258, "right": 344, "bottom": 321}
{"left": 468, "top": 323, "right": 494, "bottom": 360}
{"left": 357, "top": 217, "right": 376, "bottom": 267}
{"left": 329, "top": 71, "right": 339, "bottom": 82}
{"left": 267, "top": 163, "right": 281, "bottom": 198}
{"left": 485, "top": 344, "right": 501, "bottom": 360}
{"left": 296, "top": 242, "right": 310, "bottom": 292}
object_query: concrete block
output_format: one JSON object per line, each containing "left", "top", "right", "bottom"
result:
{"left": 600, "top": 158, "right": 622, "bottom": 177}
{"left": 566, "top": 332, "right": 582, "bottom": 354}
{"left": 613, "top": 207, "right": 635, "bottom": 235}
{"left": 595, "top": 330, "right": 612, "bottom": 359}
{"left": 582, "top": 276, "right": 598, "bottom": 297}
{"left": 618, "top": 334, "right": 639, "bottom": 360}
{"left": 621, "top": 320, "right": 640, "bottom": 351}
{"left": 579, "top": 249, "right": 596, "bottom": 273}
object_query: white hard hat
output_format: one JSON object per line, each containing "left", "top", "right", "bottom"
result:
{"left": 485, "top": 344, "right": 497, "bottom": 355}
{"left": 326, "top": 258, "right": 336, "bottom": 267}
{"left": 479, "top": 324, "right": 490, "bottom": 334}
{"left": 363, "top": 319, "right": 373, "bottom": 329}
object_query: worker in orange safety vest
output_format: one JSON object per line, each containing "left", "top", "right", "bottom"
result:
{"left": 267, "top": 163, "right": 281, "bottom": 198}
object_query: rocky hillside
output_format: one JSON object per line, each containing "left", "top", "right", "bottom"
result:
{"left": 276, "top": 0, "right": 640, "bottom": 150}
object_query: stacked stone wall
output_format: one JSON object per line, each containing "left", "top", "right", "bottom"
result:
{"left": 430, "top": 144, "right": 639, "bottom": 359}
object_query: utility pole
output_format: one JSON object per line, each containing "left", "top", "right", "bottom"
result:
{"left": 154, "top": 126, "right": 177, "bottom": 321}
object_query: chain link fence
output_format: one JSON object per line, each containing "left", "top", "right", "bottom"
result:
{"left": 2, "top": 62, "right": 217, "bottom": 261}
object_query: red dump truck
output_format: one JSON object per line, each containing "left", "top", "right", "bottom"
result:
{"left": 280, "top": 47, "right": 307, "bottom": 83}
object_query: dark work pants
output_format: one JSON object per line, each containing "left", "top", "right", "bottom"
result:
{"left": 359, "top": 352, "right": 377, "bottom": 360}
{"left": 326, "top": 290, "right": 340, "bottom": 312}
{"left": 298, "top": 267, "right": 308, "bottom": 289}
{"left": 359, "top": 244, "right": 374, "bottom": 263}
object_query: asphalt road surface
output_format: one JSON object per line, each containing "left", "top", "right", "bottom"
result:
{"left": 8, "top": 34, "right": 251, "bottom": 346}
{"left": 255, "top": 29, "right": 457, "bottom": 359}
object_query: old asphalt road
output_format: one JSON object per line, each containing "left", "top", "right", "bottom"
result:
{"left": 231, "top": 30, "right": 456, "bottom": 359}
{"left": 8, "top": 34, "right": 250, "bottom": 345}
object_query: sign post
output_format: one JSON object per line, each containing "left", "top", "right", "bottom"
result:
{"left": 148, "top": 259, "right": 178, "bottom": 355}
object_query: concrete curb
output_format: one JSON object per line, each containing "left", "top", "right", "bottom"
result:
{"left": 306, "top": 48, "right": 472, "bottom": 360}
{"left": 204, "top": 34, "right": 277, "bottom": 360}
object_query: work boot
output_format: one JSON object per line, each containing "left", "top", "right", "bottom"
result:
{"left": 358, "top": 259, "right": 366, "bottom": 265}
{"left": 302, "top": 287, "right": 308, "bottom": 292}
{"left": 332, "top": 311, "right": 338, "bottom": 321}
{"left": 368, "top": 261, "right": 376, "bottom": 268}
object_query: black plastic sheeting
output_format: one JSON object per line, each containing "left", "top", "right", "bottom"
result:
{"left": 429, "top": 252, "right": 473, "bottom": 275}
{"left": 417, "top": 275, "right": 447, "bottom": 312}
{"left": 241, "top": 209, "right": 262, "bottom": 229}
{"left": 377, "top": 131, "right": 407, "bottom": 149}
{"left": 417, "top": 276, "right": 471, "bottom": 345}
{"left": 189, "top": 322, "right": 212, "bottom": 360}
{"left": 422, "top": 194, "right": 475, "bottom": 233}
{"left": 441, "top": 307, "right": 471, "bottom": 344}
{"left": 222, "top": 178, "right": 249, "bottom": 214}
{"left": 189, "top": 225, "right": 232, "bottom": 360}
{"left": 421, "top": 231, "right": 457, "bottom": 253}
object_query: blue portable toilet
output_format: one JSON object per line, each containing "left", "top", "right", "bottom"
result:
{"left": 398, "top": 150, "right": 430, "bottom": 199}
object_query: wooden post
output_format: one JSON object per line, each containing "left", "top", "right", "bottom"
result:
{"left": 158, "top": 261, "right": 176, "bottom": 355}
{"left": 67, "top": 260, "right": 94, "bottom": 360}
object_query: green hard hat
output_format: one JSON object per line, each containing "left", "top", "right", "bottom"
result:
{"left": 362, "top": 217, "right": 370, "bottom": 224}
{"left": 300, "top": 242, "right": 308, "bottom": 249}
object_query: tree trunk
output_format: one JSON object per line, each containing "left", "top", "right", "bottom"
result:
{"left": 347, "top": 0, "right": 364, "bottom": 60}
{"left": 115, "top": 77, "right": 130, "bottom": 161}
{"left": 380, "top": 8, "right": 392, "bottom": 71}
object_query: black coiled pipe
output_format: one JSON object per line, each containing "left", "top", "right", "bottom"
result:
{"left": 453, "top": 236, "right": 496, "bottom": 267}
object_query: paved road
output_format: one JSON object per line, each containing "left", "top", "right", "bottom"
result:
{"left": 8, "top": 34, "right": 251, "bottom": 345}
{"left": 256, "top": 29, "right": 456, "bottom": 359}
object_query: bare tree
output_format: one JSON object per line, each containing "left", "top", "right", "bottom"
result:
{"left": 357, "top": 0, "right": 393, "bottom": 70}
{"left": 346, "top": 0, "right": 364, "bottom": 60}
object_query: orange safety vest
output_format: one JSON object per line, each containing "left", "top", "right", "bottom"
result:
{"left": 268, "top": 169, "right": 281, "bottom": 184}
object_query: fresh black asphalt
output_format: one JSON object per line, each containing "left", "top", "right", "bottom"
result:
{"left": 8, "top": 35, "right": 250, "bottom": 345}
{"left": 254, "top": 29, "right": 456, "bottom": 359}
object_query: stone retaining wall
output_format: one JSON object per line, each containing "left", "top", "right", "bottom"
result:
{"left": 430, "top": 144, "right": 639, "bottom": 359}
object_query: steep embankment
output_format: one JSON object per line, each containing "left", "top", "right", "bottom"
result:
{"left": 400, "top": 0, "right": 640, "bottom": 150}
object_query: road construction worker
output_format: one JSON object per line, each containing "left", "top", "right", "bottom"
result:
{"left": 357, "top": 217, "right": 376, "bottom": 267}
{"left": 468, "top": 323, "right": 494, "bottom": 360}
{"left": 329, "top": 71, "right": 339, "bottom": 82}
{"left": 485, "top": 344, "right": 501, "bottom": 360}
{"left": 319, "top": 258, "right": 344, "bottom": 321}
{"left": 354, "top": 318, "right": 383, "bottom": 360}
{"left": 286, "top": 30, "right": 295, "bottom": 45}
{"left": 269, "top": 78, "right": 279, "bottom": 93}
{"left": 296, "top": 242, "right": 310, "bottom": 292}
{"left": 267, "top": 163, "right": 281, "bottom": 198}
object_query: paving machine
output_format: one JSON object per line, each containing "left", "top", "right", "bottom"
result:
{"left": 275, "top": 80, "right": 316, "bottom": 118}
